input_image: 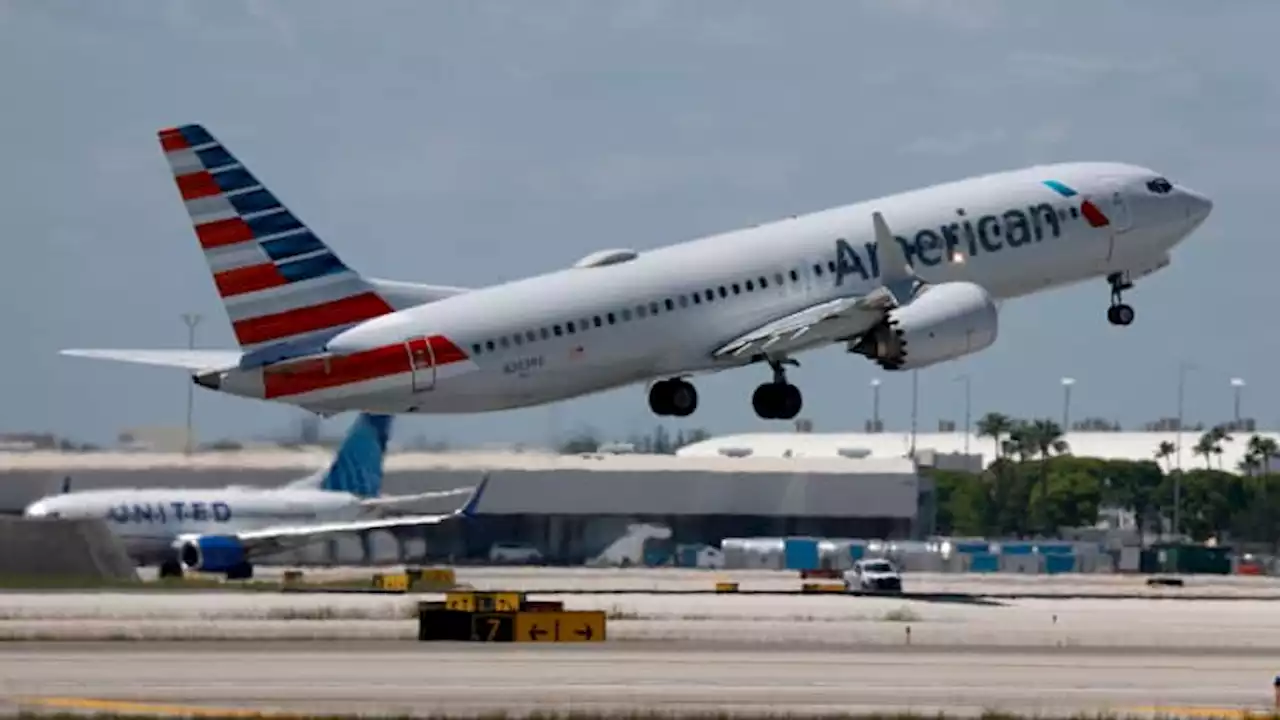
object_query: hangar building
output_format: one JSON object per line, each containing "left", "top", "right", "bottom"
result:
{"left": 0, "top": 450, "right": 929, "bottom": 565}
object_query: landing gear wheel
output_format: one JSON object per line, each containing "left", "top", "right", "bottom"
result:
{"left": 667, "top": 381, "right": 698, "bottom": 417}
{"left": 752, "top": 382, "right": 803, "bottom": 420}
{"left": 648, "top": 379, "right": 698, "bottom": 417}
{"left": 1107, "top": 272, "right": 1135, "bottom": 327}
{"left": 158, "top": 559, "right": 184, "bottom": 579}
{"left": 1107, "top": 304, "right": 1135, "bottom": 326}
{"left": 752, "top": 358, "right": 803, "bottom": 421}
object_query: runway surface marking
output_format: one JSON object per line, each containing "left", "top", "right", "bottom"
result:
{"left": 19, "top": 696, "right": 297, "bottom": 717}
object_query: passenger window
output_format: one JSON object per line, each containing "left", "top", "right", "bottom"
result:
{"left": 813, "top": 264, "right": 823, "bottom": 277}
{"left": 607, "top": 312, "right": 616, "bottom": 324}
{"left": 513, "top": 334, "right": 523, "bottom": 346}
{"left": 705, "top": 289, "right": 714, "bottom": 302}
{"left": 553, "top": 325, "right": 563, "bottom": 336}
{"left": 593, "top": 316, "right": 603, "bottom": 328}
{"left": 1070, "top": 207, "right": 1079, "bottom": 218}
{"left": 679, "top": 295, "right": 689, "bottom": 308}
{"left": 827, "top": 261, "right": 836, "bottom": 273}
{"left": 621, "top": 309, "right": 632, "bottom": 321}
{"left": 566, "top": 322, "right": 576, "bottom": 334}
{"left": 649, "top": 301, "right": 660, "bottom": 314}
{"left": 718, "top": 286, "right": 727, "bottom": 298}
{"left": 664, "top": 298, "right": 675, "bottom": 311}
{"left": 636, "top": 305, "right": 647, "bottom": 318}
{"left": 774, "top": 272, "right": 784, "bottom": 285}
{"left": 731, "top": 283, "right": 740, "bottom": 295}
{"left": 745, "top": 280, "right": 754, "bottom": 292}
{"left": 789, "top": 269, "right": 799, "bottom": 283}
{"left": 471, "top": 343, "right": 482, "bottom": 355}
{"left": 540, "top": 328, "right": 550, "bottom": 340}
{"left": 692, "top": 293, "right": 702, "bottom": 305}
{"left": 486, "top": 340, "right": 496, "bottom": 351}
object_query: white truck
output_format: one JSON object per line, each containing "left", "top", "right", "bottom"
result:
{"left": 842, "top": 558, "right": 903, "bottom": 593}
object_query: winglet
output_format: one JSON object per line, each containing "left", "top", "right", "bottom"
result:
{"left": 872, "top": 211, "right": 921, "bottom": 306}
{"left": 457, "top": 473, "right": 489, "bottom": 519}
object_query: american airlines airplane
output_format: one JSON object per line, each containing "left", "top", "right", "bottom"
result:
{"left": 22, "top": 413, "right": 485, "bottom": 579}
{"left": 64, "top": 124, "right": 1212, "bottom": 422}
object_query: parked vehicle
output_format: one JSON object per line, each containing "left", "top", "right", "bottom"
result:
{"left": 843, "top": 558, "right": 902, "bottom": 593}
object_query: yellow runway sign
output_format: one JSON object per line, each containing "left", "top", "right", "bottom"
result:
{"left": 514, "top": 610, "right": 605, "bottom": 642}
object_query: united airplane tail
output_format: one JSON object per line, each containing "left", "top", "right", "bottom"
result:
{"left": 285, "top": 413, "right": 393, "bottom": 499}
{"left": 156, "top": 124, "right": 397, "bottom": 363}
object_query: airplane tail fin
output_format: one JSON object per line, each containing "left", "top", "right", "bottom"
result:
{"left": 157, "top": 124, "right": 396, "bottom": 357}
{"left": 285, "top": 413, "right": 393, "bottom": 498}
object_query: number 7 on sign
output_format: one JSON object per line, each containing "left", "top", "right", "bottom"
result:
{"left": 486, "top": 618, "right": 501, "bottom": 641}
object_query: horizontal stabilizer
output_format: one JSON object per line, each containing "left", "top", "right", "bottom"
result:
{"left": 60, "top": 348, "right": 240, "bottom": 372}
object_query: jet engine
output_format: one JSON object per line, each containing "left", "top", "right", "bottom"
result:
{"left": 175, "top": 534, "right": 248, "bottom": 575}
{"left": 850, "top": 281, "right": 998, "bottom": 371}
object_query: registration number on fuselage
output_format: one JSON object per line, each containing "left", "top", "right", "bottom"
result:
{"left": 504, "top": 355, "right": 545, "bottom": 375}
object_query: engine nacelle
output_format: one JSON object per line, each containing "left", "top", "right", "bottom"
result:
{"left": 175, "top": 534, "right": 246, "bottom": 573}
{"left": 850, "top": 281, "right": 998, "bottom": 370}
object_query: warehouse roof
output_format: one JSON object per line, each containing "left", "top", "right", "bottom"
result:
{"left": 677, "top": 431, "right": 1280, "bottom": 472}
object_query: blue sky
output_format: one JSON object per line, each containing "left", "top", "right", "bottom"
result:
{"left": 1, "top": 0, "right": 1274, "bottom": 447}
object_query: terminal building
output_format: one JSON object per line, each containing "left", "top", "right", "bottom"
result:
{"left": 0, "top": 450, "right": 931, "bottom": 566}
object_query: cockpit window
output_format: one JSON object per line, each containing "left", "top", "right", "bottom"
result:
{"left": 1146, "top": 177, "right": 1174, "bottom": 194}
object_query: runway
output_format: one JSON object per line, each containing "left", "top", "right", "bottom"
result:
{"left": 4, "top": 641, "right": 1277, "bottom": 718}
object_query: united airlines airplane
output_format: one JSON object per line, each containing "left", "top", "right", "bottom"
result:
{"left": 63, "top": 124, "right": 1212, "bottom": 422}
{"left": 22, "top": 413, "right": 485, "bottom": 579}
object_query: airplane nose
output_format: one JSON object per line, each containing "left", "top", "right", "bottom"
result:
{"left": 1184, "top": 188, "right": 1213, "bottom": 223}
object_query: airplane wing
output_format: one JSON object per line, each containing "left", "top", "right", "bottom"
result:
{"left": 179, "top": 476, "right": 490, "bottom": 562}
{"left": 61, "top": 348, "right": 241, "bottom": 372}
{"left": 711, "top": 211, "right": 924, "bottom": 361}
{"left": 357, "top": 486, "right": 477, "bottom": 510}
{"left": 231, "top": 510, "right": 469, "bottom": 559}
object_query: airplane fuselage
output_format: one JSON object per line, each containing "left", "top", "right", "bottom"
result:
{"left": 24, "top": 488, "right": 365, "bottom": 565}
{"left": 199, "top": 161, "right": 1210, "bottom": 417}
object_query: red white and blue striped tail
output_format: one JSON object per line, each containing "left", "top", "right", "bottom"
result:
{"left": 157, "top": 124, "right": 395, "bottom": 355}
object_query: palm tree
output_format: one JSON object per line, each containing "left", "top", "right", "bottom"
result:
{"left": 1013, "top": 418, "right": 1069, "bottom": 535}
{"left": 976, "top": 412, "right": 1015, "bottom": 468}
{"left": 1193, "top": 426, "right": 1232, "bottom": 470}
{"left": 1154, "top": 441, "right": 1176, "bottom": 473}
{"left": 1245, "top": 435, "right": 1279, "bottom": 475}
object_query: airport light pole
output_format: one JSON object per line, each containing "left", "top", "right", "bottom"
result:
{"left": 181, "top": 313, "right": 202, "bottom": 455}
{"left": 954, "top": 373, "right": 971, "bottom": 455}
{"left": 1174, "top": 361, "right": 1196, "bottom": 539}
{"left": 1231, "top": 377, "right": 1245, "bottom": 429}
{"left": 909, "top": 370, "right": 919, "bottom": 458}
{"left": 1060, "top": 377, "right": 1075, "bottom": 432}
{"left": 870, "top": 378, "right": 881, "bottom": 433}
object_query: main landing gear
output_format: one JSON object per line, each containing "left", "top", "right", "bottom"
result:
{"left": 649, "top": 377, "right": 698, "bottom": 417}
{"left": 752, "top": 358, "right": 803, "bottom": 421}
{"left": 1107, "top": 272, "right": 1135, "bottom": 327}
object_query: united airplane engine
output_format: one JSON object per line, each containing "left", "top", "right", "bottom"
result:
{"left": 175, "top": 534, "right": 254, "bottom": 579}
{"left": 849, "top": 281, "right": 998, "bottom": 370}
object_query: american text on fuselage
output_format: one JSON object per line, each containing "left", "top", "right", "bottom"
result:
{"left": 646, "top": 172, "right": 1210, "bottom": 422}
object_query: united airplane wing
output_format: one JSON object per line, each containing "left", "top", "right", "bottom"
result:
{"left": 60, "top": 348, "right": 240, "bottom": 372}
{"left": 175, "top": 477, "right": 490, "bottom": 568}
{"left": 712, "top": 211, "right": 924, "bottom": 360}
{"left": 358, "top": 486, "right": 477, "bottom": 510}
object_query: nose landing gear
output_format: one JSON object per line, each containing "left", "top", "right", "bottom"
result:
{"left": 1107, "top": 272, "right": 1135, "bottom": 327}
